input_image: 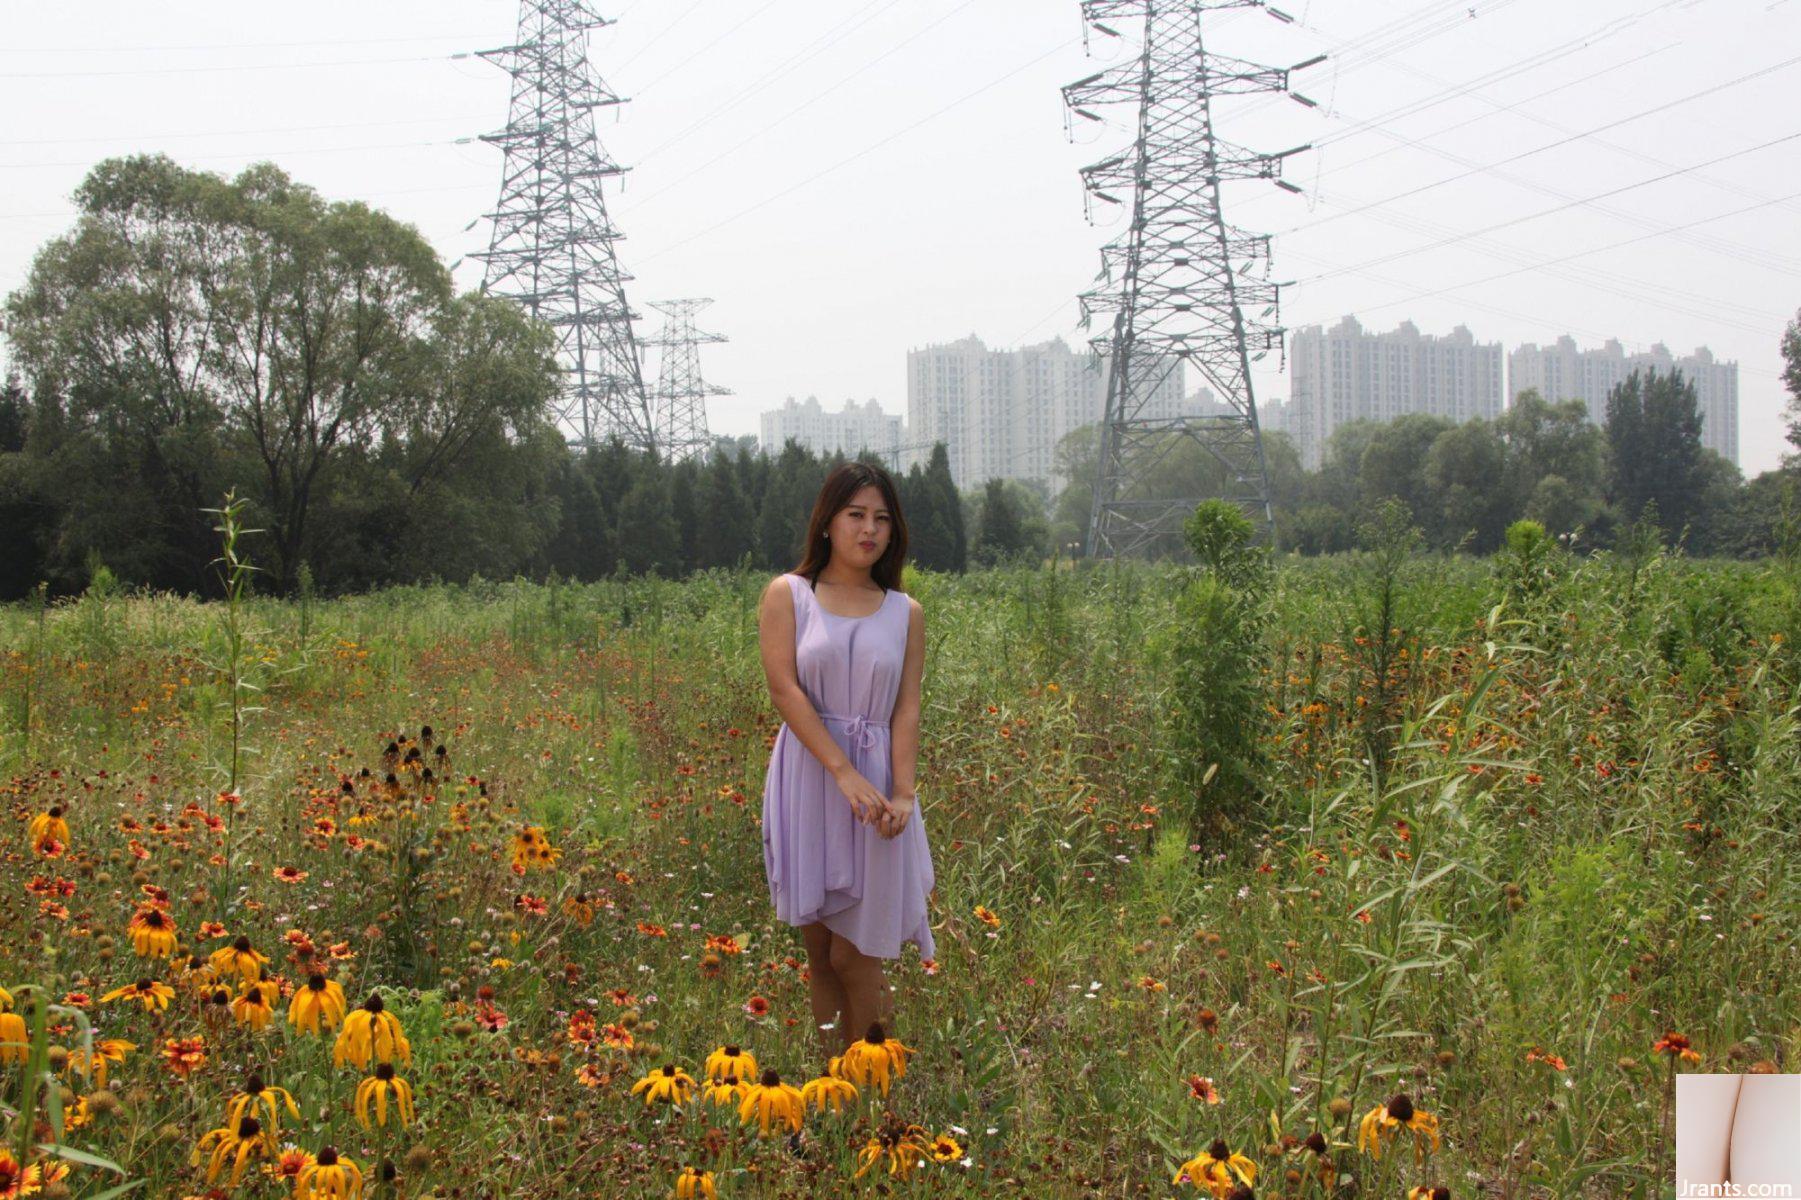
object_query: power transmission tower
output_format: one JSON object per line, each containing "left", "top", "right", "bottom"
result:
{"left": 645, "top": 298, "right": 729, "bottom": 464}
{"left": 1062, "top": 0, "right": 1323, "bottom": 558}
{"left": 472, "top": 1, "right": 654, "bottom": 452}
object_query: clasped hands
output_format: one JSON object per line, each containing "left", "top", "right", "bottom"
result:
{"left": 832, "top": 763, "right": 915, "bottom": 840}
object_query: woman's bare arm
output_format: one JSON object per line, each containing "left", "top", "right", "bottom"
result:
{"left": 888, "top": 596, "right": 924, "bottom": 800}
{"left": 1674, "top": 1073, "right": 1742, "bottom": 1191}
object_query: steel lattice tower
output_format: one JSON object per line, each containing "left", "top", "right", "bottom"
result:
{"left": 1063, "top": 0, "right": 1322, "bottom": 558}
{"left": 473, "top": 1, "right": 653, "bottom": 451}
{"left": 645, "top": 298, "right": 729, "bottom": 464}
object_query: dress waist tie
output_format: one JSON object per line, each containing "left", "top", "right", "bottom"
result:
{"left": 817, "top": 711, "right": 888, "bottom": 751}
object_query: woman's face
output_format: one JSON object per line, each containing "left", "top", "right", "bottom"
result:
{"left": 826, "top": 485, "right": 891, "bottom": 568}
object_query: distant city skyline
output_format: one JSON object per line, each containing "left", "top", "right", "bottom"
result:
{"left": 3, "top": 1, "right": 1796, "bottom": 476}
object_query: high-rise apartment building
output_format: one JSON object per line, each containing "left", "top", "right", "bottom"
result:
{"left": 1286, "top": 317, "right": 1505, "bottom": 470}
{"left": 905, "top": 335, "right": 1193, "bottom": 492}
{"left": 1509, "top": 336, "right": 1738, "bottom": 466}
{"left": 759, "top": 396, "right": 902, "bottom": 460}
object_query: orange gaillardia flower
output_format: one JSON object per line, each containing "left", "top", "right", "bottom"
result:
{"left": 1653, "top": 1031, "right": 1702, "bottom": 1063}
{"left": 163, "top": 1036, "right": 208, "bottom": 1077}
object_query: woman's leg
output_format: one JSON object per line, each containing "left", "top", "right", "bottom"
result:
{"left": 1674, "top": 1073, "right": 1741, "bottom": 1192}
{"left": 800, "top": 922, "right": 849, "bottom": 1063}
{"left": 828, "top": 931, "right": 894, "bottom": 1052}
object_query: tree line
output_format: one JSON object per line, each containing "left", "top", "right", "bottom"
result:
{"left": 3, "top": 155, "right": 1799, "bottom": 599}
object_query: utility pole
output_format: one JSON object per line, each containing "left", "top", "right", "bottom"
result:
{"left": 473, "top": 0, "right": 654, "bottom": 452}
{"left": 645, "top": 299, "right": 729, "bottom": 465}
{"left": 1063, "top": 0, "right": 1323, "bottom": 558}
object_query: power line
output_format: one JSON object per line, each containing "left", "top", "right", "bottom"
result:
{"left": 1280, "top": 54, "right": 1801, "bottom": 242}
{"left": 1296, "top": 130, "right": 1801, "bottom": 284}
{"left": 0, "top": 111, "right": 492, "bottom": 149}
{"left": 620, "top": 0, "right": 986, "bottom": 212}
{"left": 0, "top": 53, "right": 459, "bottom": 79}
{"left": 1308, "top": 188, "right": 1801, "bottom": 321}
{"left": 635, "top": 34, "right": 1081, "bottom": 265}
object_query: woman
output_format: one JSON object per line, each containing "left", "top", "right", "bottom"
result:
{"left": 1675, "top": 1068, "right": 1800, "bottom": 1192}
{"left": 757, "top": 461, "right": 936, "bottom": 1063}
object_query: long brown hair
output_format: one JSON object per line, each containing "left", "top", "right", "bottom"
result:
{"left": 790, "top": 461, "right": 909, "bottom": 593}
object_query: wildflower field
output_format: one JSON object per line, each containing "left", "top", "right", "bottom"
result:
{"left": 1, "top": 543, "right": 1798, "bottom": 1199}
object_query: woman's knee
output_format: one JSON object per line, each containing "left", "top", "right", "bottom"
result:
{"left": 801, "top": 922, "right": 836, "bottom": 966}
{"left": 828, "top": 931, "right": 866, "bottom": 978}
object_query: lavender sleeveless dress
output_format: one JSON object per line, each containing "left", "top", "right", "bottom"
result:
{"left": 762, "top": 573, "right": 936, "bottom": 961}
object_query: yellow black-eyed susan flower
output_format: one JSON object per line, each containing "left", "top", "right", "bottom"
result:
{"left": 0, "top": 990, "right": 25, "bottom": 1066}
{"left": 1408, "top": 1187, "right": 1451, "bottom": 1200}
{"left": 233, "top": 978, "right": 281, "bottom": 1031}
{"left": 354, "top": 1062, "right": 416, "bottom": 1129}
{"left": 930, "top": 1133, "right": 964, "bottom": 1163}
{"left": 67, "top": 1037, "right": 134, "bottom": 1087}
{"left": 226, "top": 1074, "right": 300, "bottom": 1136}
{"left": 631, "top": 1063, "right": 697, "bottom": 1107}
{"left": 703, "top": 1043, "right": 758, "bottom": 1085}
{"left": 837, "top": 1022, "right": 913, "bottom": 1096}
{"left": 702, "top": 1075, "right": 748, "bottom": 1110}
{"left": 127, "top": 904, "right": 179, "bottom": 958}
{"left": 288, "top": 973, "right": 348, "bottom": 1036}
{"left": 510, "top": 825, "right": 560, "bottom": 873}
{"left": 1299, "top": 1130, "right": 1337, "bottom": 1188}
{"left": 737, "top": 1068, "right": 804, "bottom": 1136}
{"left": 29, "top": 807, "right": 69, "bottom": 854}
{"left": 564, "top": 893, "right": 596, "bottom": 927}
{"left": 296, "top": 1145, "right": 364, "bottom": 1200}
{"left": 674, "top": 1166, "right": 718, "bottom": 1199}
{"left": 800, "top": 1073, "right": 859, "bottom": 1115}
{"left": 209, "top": 936, "right": 271, "bottom": 984}
{"left": 101, "top": 978, "right": 175, "bottom": 1012}
{"left": 177, "top": 954, "right": 216, "bottom": 998}
{"left": 193, "top": 1116, "right": 278, "bottom": 1187}
{"left": 1357, "top": 1093, "right": 1440, "bottom": 1164}
{"left": 854, "top": 1122, "right": 931, "bottom": 1180}
{"left": 1173, "top": 1139, "right": 1256, "bottom": 1192}
{"left": 333, "top": 994, "right": 411, "bottom": 1070}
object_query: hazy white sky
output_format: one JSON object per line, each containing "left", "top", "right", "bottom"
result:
{"left": 4, "top": 0, "right": 1798, "bottom": 475}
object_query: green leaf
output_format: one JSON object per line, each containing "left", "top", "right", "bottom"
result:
{"left": 36, "top": 1142, "right": 129, "bottom": 1173}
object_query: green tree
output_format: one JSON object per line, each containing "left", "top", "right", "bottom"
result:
{"left": 1781, "top": 308, "right": 1801, "bottom": 459}
{"left": 1605, "top": 368, "right": 1704, "bottom": 543}
{"left": 972, "top": 477, "right": 1030, "bottom": 566}
{"left": 1423, "top": 419, "right": 1508, "bottom": 551}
